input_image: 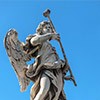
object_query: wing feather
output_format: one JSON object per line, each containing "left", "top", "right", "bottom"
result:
{"left": 4, "top": 29, "right": 30, "bottom": 92}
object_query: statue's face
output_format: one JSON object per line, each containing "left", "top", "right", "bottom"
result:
{"left": 42, "top": 24, "right": 52, "bottom": 34}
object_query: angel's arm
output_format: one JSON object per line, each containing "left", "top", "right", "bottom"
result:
{"left": 30, "top": 33, "right": 60, "bottom": 46}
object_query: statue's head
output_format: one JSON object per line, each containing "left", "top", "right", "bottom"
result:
{"left": 36, "top": 21, "right": 52, "bottom": 35}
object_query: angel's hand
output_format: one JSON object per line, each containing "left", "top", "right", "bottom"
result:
{"left": 52, "top": 33, "right": 60, "bottom": 41}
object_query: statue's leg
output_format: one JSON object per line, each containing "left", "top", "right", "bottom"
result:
{"left": 34, "top": 73, "right": 50, "bottom": 100}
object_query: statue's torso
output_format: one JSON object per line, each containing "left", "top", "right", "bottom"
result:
{"left": 37, "top": 41, "right": 59, "bottom": 64}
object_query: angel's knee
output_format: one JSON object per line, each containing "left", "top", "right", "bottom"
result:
{"left": 40, "top": 73, "right": 50, "bottom": 93}
{"left": 34, "top": 74, "right": 50, "bottom": 100}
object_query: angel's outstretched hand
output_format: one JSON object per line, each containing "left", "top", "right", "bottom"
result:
{"left": 51, "top": 33, "right": 60, "bottom": 41}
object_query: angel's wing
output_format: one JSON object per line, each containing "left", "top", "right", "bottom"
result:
{"left": 4, "top": 29, "right": 30, "bottom": 92}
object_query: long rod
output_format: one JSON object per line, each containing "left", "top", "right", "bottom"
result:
{"left": 47, "top": 15, "right": 77, "bottom": 86}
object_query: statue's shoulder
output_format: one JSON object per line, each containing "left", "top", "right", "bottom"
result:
{"left": 26, "top": 34, "right": 36, "bottom": 41}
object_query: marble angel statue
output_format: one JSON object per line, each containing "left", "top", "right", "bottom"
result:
{"left": 4, "top": 10, "right": 76, "bottom": 100}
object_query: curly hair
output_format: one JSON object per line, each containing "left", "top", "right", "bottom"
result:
{"left": 36, "top": 21, "right": 50, "bottom": 34}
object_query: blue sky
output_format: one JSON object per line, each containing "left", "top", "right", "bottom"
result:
{"left": 0, "top": 0, "right": 100, "bottom": 100}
